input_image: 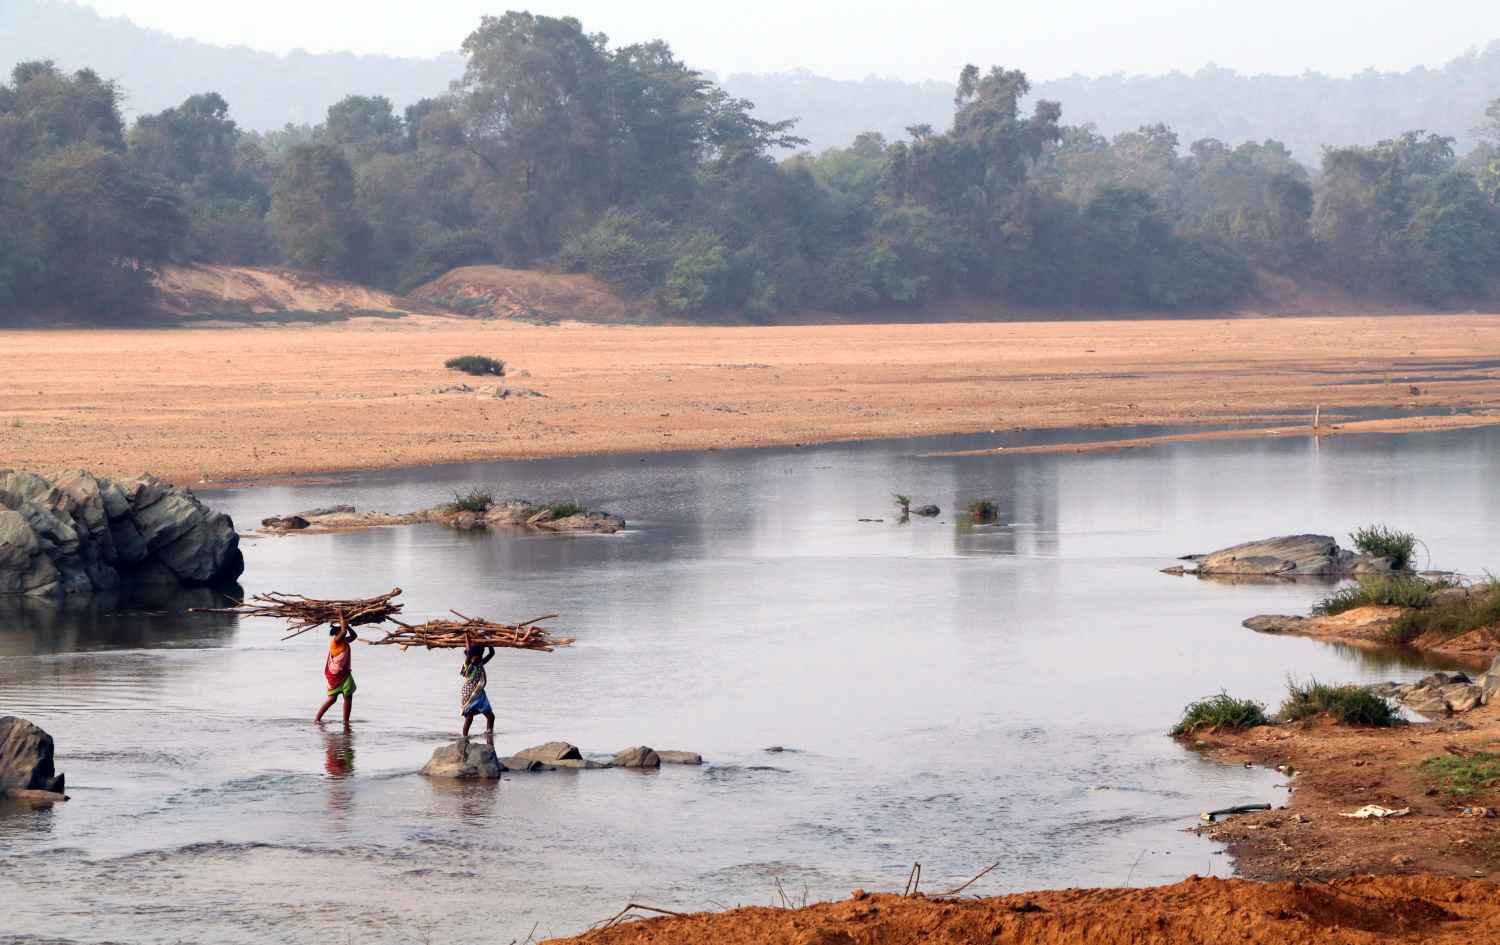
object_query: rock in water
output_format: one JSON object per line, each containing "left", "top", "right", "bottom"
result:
{"left": 0, "top": 469, "right": 242, "bottom": 597}
{"left": 514, "top": 741, "right": 583, "bottom": 762}
{"left": 0, "top": 717, "right": 65, "bottom": 795}
{"left": 420, "top": 739, "right": 505, "bottom": 779}
{"left": 1181, "top": 534, "right": 1397, "bottom": 577}
{"left": 611, "top": 746, "right": 662, "bottom": 768}
{"left": 657, "top": 750, "right": 704, "bottom": 765}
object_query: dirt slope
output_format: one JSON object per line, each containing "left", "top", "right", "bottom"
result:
{"left": 152, "top": 264, "right": 424, "bottom": 320}
{"left": 549, "top": 876, "right": 1500, "bottom": 944}
{"left": 409, "top": 265, "right": 657, "bottom": 322}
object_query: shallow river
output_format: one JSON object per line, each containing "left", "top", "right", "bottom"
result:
{"left": 3, "top": 422, "right": 1498, "bottom": 944}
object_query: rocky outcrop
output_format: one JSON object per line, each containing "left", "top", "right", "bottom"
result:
{"left": 420, "top": 739, "right": 505, "bottom": 779}
{"left": 610, "top": 746, "right": 662, "bottom": 768}
{"left": 256, "top": 501, "right": 626, "bottom": 536}
{"left": 514, "top": 741, "right": 583, "bottom": 763}
{"left": 657, "top": 750, "right": 704, "bottom": 765}
{"left": 1369, "top": 658, "right": 1500, "bottom": 716}
{"left": 0, "top": 470, "right": 242, "bottom": 597}
{"left": 1169, "top": 535, "right": 1399, "bottom": 578}
{"left": 0, "top": 717, "right": 66, "bottom": 796}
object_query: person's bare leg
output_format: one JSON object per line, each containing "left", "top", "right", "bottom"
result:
{"left": 314, "top": 694, "right": 337, "bottom": 722}
{"left": 462, "top": 713, "right": 473, "bottom": 736}
{"left": 341, "top": 693, "right": 353, "bottom": 725}
{"left": 483, "top": 710, "right": 495, "bottom": 734}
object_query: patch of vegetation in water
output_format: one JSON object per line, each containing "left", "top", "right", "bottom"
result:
{"left": 1171, "top": 693, "right": 1271, "bottom": 736}
{"left": 1388, "top": 576, "right": 1500, "bottom": 644}
{"left": 1421, "top": 752, "right": 1500, "bottom": 797}
{"left": 965, "top": 499, "right": 999, "bottom": 523}
{"left": 545, "top": 501, "right": 585, "bottom": 519}
{"left": 1312, "top": 574, "right": 1448, "bottom": 616}
{"left": 1349, "top": 524, "right": 1419, "bottom": 570}
{"left": 442, "top": 488, "right": 494, "bottom": 514}
{"left": 1279, "top": 677, "right": 1400, "bottom": 727}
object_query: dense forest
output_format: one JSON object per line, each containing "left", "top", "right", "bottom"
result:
{"left": 3, "top": 11, "right": 1500, "bottom": 321}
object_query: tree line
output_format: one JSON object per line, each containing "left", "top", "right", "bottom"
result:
{"left": 3, "top": 11, "right": 1499, "bottom": 321}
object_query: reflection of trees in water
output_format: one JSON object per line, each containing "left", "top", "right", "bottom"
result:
{"left": 1322, "top": 639, "right": 1477, "bottom": 674}
{"left": 0, "top": 584, "right": 241, "bottom": 656}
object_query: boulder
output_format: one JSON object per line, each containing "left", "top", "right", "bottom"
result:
{"left": 497, "top": 757, "right": 548, "bottom": 772}
{"left": 0, "top": 717, "right": 65, "bottom": 795}
{"left": 657, "top": 750, "right": 704, "bottom": 765}
{"left": 514, "top": 741, "right": 582, "bottom": 763}
{"left": 1377, "top": 672, "right": 1488, "bottom": 716}
{"left": 1243, "top": 615, "right": 1305, "bottom": 634}
{"left": 420, "top": 739, "right": 506, "bottom": 779}
{"left": 911, "top": 505, "right": 941, "bottom": 517}
{"left": 0, "top": 470, "right": 243, "bottom": 597}
{"left": 611, "top": 746, "right": 662, "bottom": 768}
{"left": 1179, "top": 535, "right": 1397, "bottom": 577}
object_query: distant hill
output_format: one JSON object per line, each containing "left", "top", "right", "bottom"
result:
{"left": 0, "top": 0, "right": 460, "bottom": 127}
{"left": 4, "top": 0, "right": 1498, "bottom": 159}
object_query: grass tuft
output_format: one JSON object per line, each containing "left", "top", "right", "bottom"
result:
{"left": 545, "top": 501, "right": 585, "bottom": 519}
{"left": 1349, "top": 524, "right": 1418, "bottom": 570}
{"left": 1279, "top": 677, "right": 1400, "bottom": 726}
{"left": 1388, "top": 576, "right": 1500, "bottom": 644}
{"left": 1312, "top": 574, "right": 1447, "bottom": 616}
{"left": 445, "top": 354, "right": 506, "bottom": 377}
{"left": 1171, "top": 693, "right": 1271, "bottom": 736}
{"left": 1421, "top": 752, "right": 1500, "bottom": 797}
{"left": 442, "top": 488, "right": 494, "bottom": 514}
{"left": 892, "top": 493, "right": 911, "bottom": 513}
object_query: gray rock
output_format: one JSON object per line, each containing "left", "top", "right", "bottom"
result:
{"left": 0, "top": 717, "right": 65, "bottom": 795}
{"left": 1181, "top": 535, "right": 1398, "bottom": 577}
{"left": 657, "top": 750, "right": 704, "bottom": 765}
{"left": 298, "top": 505, "right": 355, "bottom": 518}
{"left": 611, "top": 746, "right": 662, "bottom": 768}
{"left": 1243, "top": 615, "right": 1305, "bottom": 634}
{"left": 514, "top": 741, "right": 582, "bottom": 763}
{"left": 911, "top": 505, "right": 941, "bottom": 517}
{"left": 547, "top": 758, "right": 614, "bottom": 769}
{"left": 0, "top": 469, "right": 243, "bottom": 597}
{"left": 420, "top": 739, "right": 505, "bottom": 779}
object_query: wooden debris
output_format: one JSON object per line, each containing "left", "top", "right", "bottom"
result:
{"left": 368, "top": 612, "right": 574, "bottom": 652}
{"left": 190, "top": 587, "right": 404, "bottom": 640}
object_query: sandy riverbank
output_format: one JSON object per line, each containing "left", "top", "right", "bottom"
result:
{"left": 2, "top": 314, "right": 1499, "bottom": 483}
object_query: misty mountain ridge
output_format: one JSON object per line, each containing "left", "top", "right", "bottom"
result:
{"left": 3, "top": 0, "right": 1499, "bottom": 159}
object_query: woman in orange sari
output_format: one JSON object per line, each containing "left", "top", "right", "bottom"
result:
{"left": 315, "top": 614, "right": 358, "bottom": 724}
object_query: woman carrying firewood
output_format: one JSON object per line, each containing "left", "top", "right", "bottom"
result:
{"left": 460, "top": 643, "right": 496, "bottom": 735}
{"left": 315, "top": 614, "right": 358, "bottom": 724}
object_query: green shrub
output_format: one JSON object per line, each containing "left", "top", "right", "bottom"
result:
{"left": 1311, "top": 574, "right": 1445, "bottom": 616}
{"left": 445, "top": 355, "right": 505, "bottom": 377}
{"left": 1279, "top": 678, "right": 1400, "bottom": 726}
{"left": 545, "top": 501, "right": 585, "bottom": 519}
{"left": 1388, "top": 577, "right": 1500, "bottom": 644}
{"left": 1349, "top": 525, "right": 1418, "bottom": 569}
{"left": 1421, "top": 752, "right": 1500, "bottom": 797}
{"left": 892, "top": 493, "right": 911, "bottom": 512}
{"left": 1171, "top": 693, "right": 1271, "bottom": 736}
{"left": 966, "top": 499, "right": 999, "bottom": 523}
{"left": 443, "top": 488, "right": 493, "bottom": 514}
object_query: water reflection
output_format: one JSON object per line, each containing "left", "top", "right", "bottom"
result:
{"left": 0, "top": 585, "right": 240, "bottom": 656}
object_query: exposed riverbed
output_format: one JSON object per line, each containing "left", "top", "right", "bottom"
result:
{"left": 2, "top": 422, "right": 1497, "bottom": 943}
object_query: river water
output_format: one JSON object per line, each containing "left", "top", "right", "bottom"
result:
{"left": 2, "top": 422, "right": 1497, "bottom": 944}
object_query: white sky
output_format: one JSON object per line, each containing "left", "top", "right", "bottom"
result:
{"left": 73, "top": 0, "right": 1499, "bottom": 81}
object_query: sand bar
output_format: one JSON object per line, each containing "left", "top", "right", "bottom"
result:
{"left": 2, "top": 314, "right": 1499, "bottom": 484}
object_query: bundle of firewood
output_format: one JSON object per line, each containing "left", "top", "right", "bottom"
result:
{"left": 369, "top": 612, "right": 574, "bottom": 652}
{"left": 190, "top": 587, "right": 405, "bottom": 640}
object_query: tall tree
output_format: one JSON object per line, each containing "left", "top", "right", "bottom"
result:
{"left": 268, "top": 143, "right": 367, "bottom": 278}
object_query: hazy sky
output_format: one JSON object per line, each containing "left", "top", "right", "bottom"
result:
{"left": 74, "top": 0, "right": 1499, "bottom": 81}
